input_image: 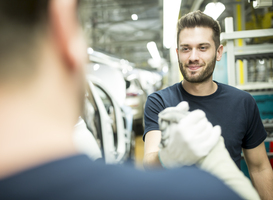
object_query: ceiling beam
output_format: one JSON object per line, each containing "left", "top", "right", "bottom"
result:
{"left": 190, "top": 0, "right": 204, "bottom": 12}
{"left": 95, "top": 39, "right": 161, "bottom": 46}
{"left": 94, "top": 17, "right": 160, "bottom": 25}
{"left": 82, "top": 0, "right": 158, "bottom": 9}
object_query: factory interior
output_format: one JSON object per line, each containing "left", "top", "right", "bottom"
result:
{"left": 1, "top": 0, "right": 273, "bottom": 199}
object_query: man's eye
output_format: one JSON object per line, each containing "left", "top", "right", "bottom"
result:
{"left": 181, "top": 47, "right": 189, "bottom": 51}
{"left": 200, "top": 46, "right": 207, "bottom": 50}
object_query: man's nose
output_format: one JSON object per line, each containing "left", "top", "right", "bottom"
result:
{"left": 189, "top": 48, "right": 200, "bottom": 62}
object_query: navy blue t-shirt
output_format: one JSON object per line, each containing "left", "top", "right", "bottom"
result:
{"left": 144, "top": 81, "right": 267, "bottom": 169}
{"left": 0, "top": 155, "right": 241, "bottom": 200}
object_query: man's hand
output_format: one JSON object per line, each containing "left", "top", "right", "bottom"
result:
{"left": 158, "top": 101, "right": 221, "bottom": 168}
{"left": 143, "top": 102, "right": 190, "bottom": 169}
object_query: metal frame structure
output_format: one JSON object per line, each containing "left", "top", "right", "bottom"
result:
{"left": 221, "top": 17, "right": 273, "bottom": 88}
{"left": 222, "top": 18, "right": 273, "bottom": 155}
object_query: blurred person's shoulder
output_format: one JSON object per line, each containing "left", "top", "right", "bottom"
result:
{"left": 0, "top": 154, "right": 242, "bottom": 200}
{"left": 0, "top": 154, "right": 95, "bottom": 199}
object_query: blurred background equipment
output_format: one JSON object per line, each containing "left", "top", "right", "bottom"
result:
{"left": 73, "top": 117, "right": 102, "bottom": 160}
{"left": 125, "top": 74, "right": 147, "bottom": 125}
{"left": 251, "top": 0, "right": 273, "bottom": 9}
{"left": 84, "top": 76, "right": 135, "bottom": 164}
{"left": 216, "top": 16, "right": 273, "bottom": 178}
{"left": 86, "top": 62, "right": 127, "bottom": 106}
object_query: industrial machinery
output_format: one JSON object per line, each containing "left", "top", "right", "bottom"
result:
{"left": 216, "top": 16, "right": 273, "bottom": 176}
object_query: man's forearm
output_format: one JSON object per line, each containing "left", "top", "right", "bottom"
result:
{"left": 250, "top": 168, "right": 273, "bottom": 200}
{"left": 198, "top": 137, "right": 260, "bottom": 200}
{"left": 143, "top": 152, "right": 163, "bottom": 170}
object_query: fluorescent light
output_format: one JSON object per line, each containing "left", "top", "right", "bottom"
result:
{"left": 253, "top": 0, "right": 272, "bottom": 8}
{"left": 147, "top": 42, "right": 161, "bottom": 63}
{"left": 203, "top": 2, "right": 225, "bottom": 20}
{"left": 87, "top": 47, "right": 94, "bottom": 54}
{"left": 163, "top": 0, "right": 182, "bottom": 49}
{"left": 131, "top": 14, "right": 138, "bottom": 21}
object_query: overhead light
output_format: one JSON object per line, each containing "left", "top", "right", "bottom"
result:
{"left": 163, "top": 0, "right": 182, "bottom": 49}
{"left": 252, "top": 0, "right": 272, "bottom": 8}
{"left": 203, "top": 2, "right": 225, "bottom": 20}
{"left": 93, "top": 64, "right": 100, "bottom": 71}
{"left": 259, "top": 59, "right": 265, "bottom": 64}
{"left": 131, "top": 14, "right": 138, "bottom": 21}
{"left": 87, "top": 47, "right": 94, "bottom": 54}
{"left": 162, "top": 66, "right": 169, "bottom": 73}
{"left": 147, "top": 41, "right": 161, "bottom": 63}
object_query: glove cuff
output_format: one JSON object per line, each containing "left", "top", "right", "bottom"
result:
{"left": 158, "top": 150, "right": 167, "bottom": 169}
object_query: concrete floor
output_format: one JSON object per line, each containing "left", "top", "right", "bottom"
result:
{"left": 133, "top": 123, "right": 145, "bottom": 170}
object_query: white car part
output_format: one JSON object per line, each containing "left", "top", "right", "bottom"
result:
{"left": 87, "top": 77, "right": 128, "bottom": 163}
{"left": 87, "top": 80, "right": 116, "bottom": 163}
{"left": 73, "top": 117, "right": 102, "bottom": 160}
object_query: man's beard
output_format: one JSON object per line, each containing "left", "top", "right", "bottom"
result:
{"left": 179, "top": 57, "right": 216, "bottom": 83}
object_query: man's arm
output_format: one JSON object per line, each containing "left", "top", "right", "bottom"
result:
{"left": 154, "top": 104, "right": 259, "bottom": 199}
{"left": 143, "top": 130, "right": 162, "bottom": 169}
{"left": 243, "top": 142, "right": 273, "bottom": 200}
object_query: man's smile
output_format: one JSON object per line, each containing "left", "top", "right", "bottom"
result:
{"left": 185, "top": 64, "right": 204, "bottom": 71}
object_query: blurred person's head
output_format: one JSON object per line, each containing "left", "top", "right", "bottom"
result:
{"left": 176, "top": 11, "right": 223, "bottom": 83}
{"left": 0, "top": 0, "right": 88, "bottom": 178}
{"left": 0, "top": 0, "right": 87, "bottom": 122}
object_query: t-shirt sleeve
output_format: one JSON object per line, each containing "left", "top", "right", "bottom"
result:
{"left": 143, "top": 94, "right": 165, "bottom": 141}
{"left": 242, "top": 96, "right": 267, "bottom": 149}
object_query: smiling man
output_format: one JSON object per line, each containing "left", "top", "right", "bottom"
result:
{"left": 144, "top": 10, "right": 273, "bottom": 199}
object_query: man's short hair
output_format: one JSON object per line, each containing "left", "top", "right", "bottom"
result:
{"left": 177, "top": 10, "right": 221, "bottom": 50}
{"left": 0, "top": 0, "right": 49, "bottom": 83}
{"left": 0, "top": 1, "right": 49, "bottom": 27}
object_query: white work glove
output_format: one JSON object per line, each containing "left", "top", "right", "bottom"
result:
{"left": 158, "top": 101, "right": 221, "bottom": 168}
{"left": 158, "top": 101, "right": 189, "bottom": 149}
{"left": 197, "top": 137, "right": 260, "bottom": 200}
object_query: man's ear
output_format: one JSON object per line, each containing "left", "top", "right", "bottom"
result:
{"left": 176, "top": 48, "right": 179, "bottom": 59}
{"left": 49, "top": 0, "right": 85, "bottom": 70}
{"left": 216, "top": 45, "right": 224, "bottom": 61}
